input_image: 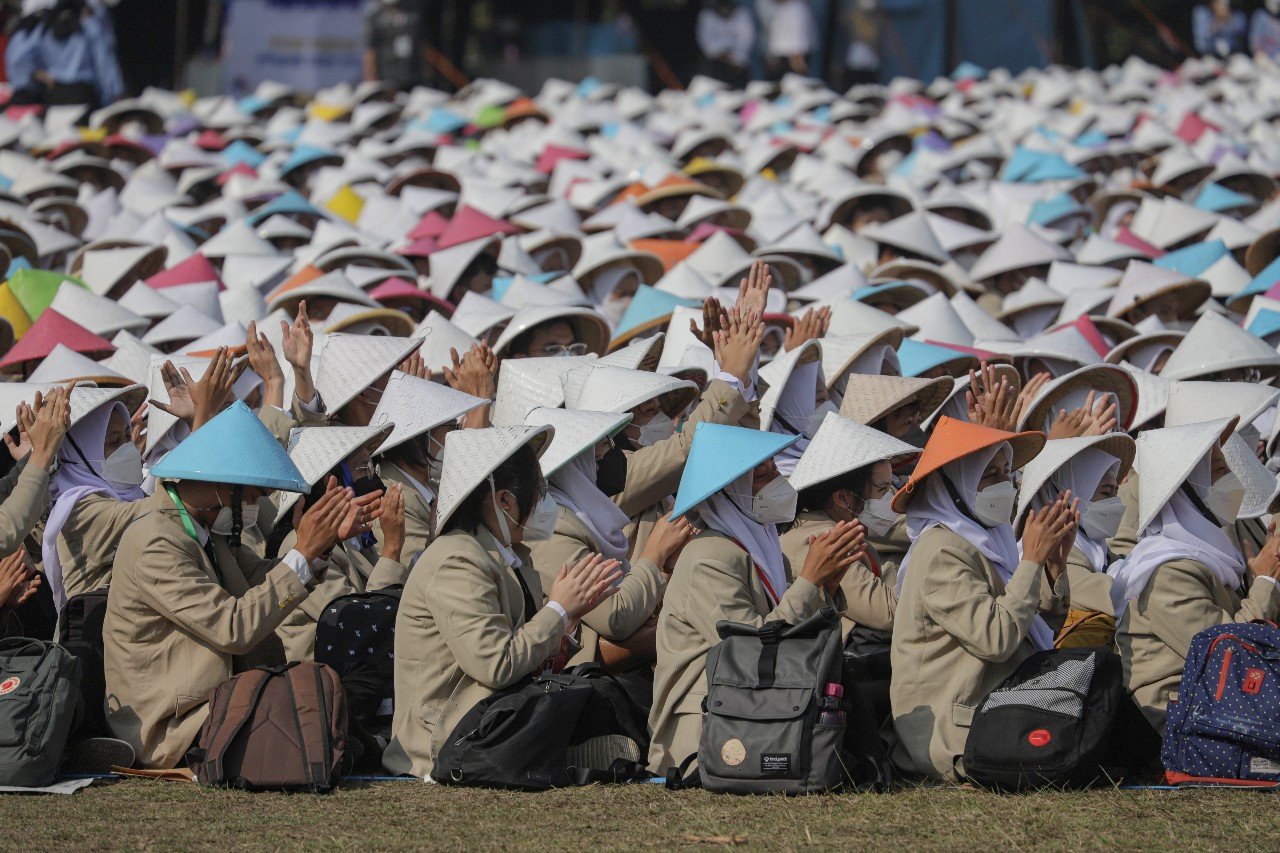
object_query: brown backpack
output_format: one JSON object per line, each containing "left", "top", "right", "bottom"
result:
{"left": 187, "top": 662, "right": 348, "bottom": 791}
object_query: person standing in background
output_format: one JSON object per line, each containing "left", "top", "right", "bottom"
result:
{"left": 1193, "top": 0, "right": 1247, "bottom": 57}
{"left": 7, "top": 0, "right": 123, "bottom": 108}
{"left": 845, "top": 0, "right": 880, "bottom": 87}
{"left": 759, "top": 0, "right": 813, "bottom": 79}
{"left": 363, "top": 0, "right": 427, "bottom": 88}
{"left": 1251, "top": 0, "right": 1280, "bottom": 60}
{"left": 696, "top": 0, "right": 755, "bottom": 89}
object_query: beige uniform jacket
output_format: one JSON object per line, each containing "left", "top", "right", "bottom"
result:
{"left": 103, "top": 490, "right": 312, "bottom": 768}
{"left": 890, "top": 525, "right": 1067, "bottom": 782}
{"left": 779, "top": 511, "right": 896, "bottom": 637}
{"left": 376, "top": 462, "right": 435, "bottom": 565}
{"left": 528, "top": 506, "right": 665, "bottom": 666}
{"left": 0, "top": 458, "right": 48, "bottom": 556}
{"left": 868, "top": 515, "right": 911, "bottom": 582}
{"left": 275, "top": 529, "right": 407, "bottom": 661}
{"left": 1114, "top": 559, "right": 1280, "bottom": 734}
{"left": 383, "top": 526, "right": 564, "bottom": 779}
{"left": 648, "top": 530, "right": 833, "bottom": 773}
{"left": 1065, "top": 544, "right": 1115, "bottom": 616}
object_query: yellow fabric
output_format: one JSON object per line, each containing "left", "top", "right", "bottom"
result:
{"left": 0, "top": 284, "right": 32, "bottom": 339}
{"left": 1054, "top": 609, "right": 1116, "bottom": 649}
{"left": 326, "top": 185, "right": 365, "bottom": 223}
{"left": 309, "top": 102, "right": 351, "bottom": 122}
{"left": 78, "top": 127, "right": 108, "bottom": 143}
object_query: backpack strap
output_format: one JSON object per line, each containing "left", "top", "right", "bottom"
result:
{"left": 665, "top": 753, "right": 702, "bottom": 790}
{"left": 567, "top": 757, "right": 651, "bottom": 786}
{"left": 756, "top": 620, "right": 785, "bottom": 688}
{"left": 198, "top": 669, "right": 274, "bottom": 784}
{"left": 285, "top": 663, "right": 336, "bottom": 788}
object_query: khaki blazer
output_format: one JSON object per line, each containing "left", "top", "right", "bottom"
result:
{"left": 780, "top": 511, "right": 895, "bottom": 638}
{"left": 1064, "top": 545, "right": 1115, "bottom": 617}
{"left": 274, "top": 530, "right": 407, "bottom": 661}
{"left": 103, "top": 491, "right": 311, "bottom": 768}
{"left": 375, "top": 462, "right": 435, "bottom": 565}
{"left": 890, "top": 525, "right": 1067, "bottom": 781}
{"left": 528, "top": 505, "right": 665, "bottom": 665}
{"left": 868, "top": 514, "right": 911, "bottom": 582}
{"left": 0, "top": 458, "right": 48, "bottom": 556}
{"left": 56, "top": 494, "right": 149, "bottom": 599}
{"left": 648, "top": 529, "right": 833, "bottom": 774}
{"left": 383, "top": 526, "right": 564, "bottom": 779}
{"left": 1114, "top": 559, "right": 1280, "bottom": 734}
{"left": 1107, "top": 471, "right": 1141, "bottom": 559}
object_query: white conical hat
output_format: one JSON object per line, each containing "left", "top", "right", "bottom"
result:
{"left": 267, "top": 270, "right": 379, "bottom": 314}
{"left": 1117, "top": 361, "right": 1172, "bottom": 429}
{"left": 1075, "top": 233, "right": 1148, "bottom": 267}
{"left": 789, "top": 263, "right": 869, "bottom": 304}
{"left": 1200, "top": 253, "right": 1251, "bottom": 299}
{"left": 422, "top": 236, "right": 501, "bottom": 301}
{"left": 561, "top": 363, "right": 698, "bottom": 418}
{"left": 598, "top": 333, "right": 664, "bottom": 372}
{"left": 858, "top": 212, "right": 948, "bottom": 265}
{"left": 1105, "top": 261, "right": 1210, "bottom": 321}
{"left": 753, "top": 222, "right": 843, "bottom": 266}
{"left": 1159, "top": 311, "right": 1280, "bottom": 382}
{"left": 788, "top": 411, "right": 918, "bottom": 493}
{"left": 63, "top": 383, "right": 147, "bottom": 432}
{"left": 144, "top": 354, "right": 216, "bottom": 453}
{"left": 101, "top": 330, "right": 162, "bottom": 383}
{"left": 0, "top": 383, "right": 63, "bottom": 435}
{"left": 27, "top": 343, "right": 130, "bottom": 385}
{"left": 371, "top": 369, "right": 488, "bottom": 455}
{"left": 1133, "top": 417, "right": 1237, "bottom": 531}
{"left": 221, "top": 253, "right": 293, "bottom": 290}
{"left": 435, "top": 425, "right": 553, "bottom": 532}
{"left": 219, "top": 286, "right": 269, "bottom": 325}
{"left": 1129, "top": 197, "right": 1217, "bottom": 249}
{"left": 499, "top": 274, "right": 590, "bottom": 309}
{"left": 656, "top": 305, "right": 715, "bottom": 376}
{"left": 184, "top": 321, "right": 249, "bottom": 356}
{"left": 968, "top": 223, "right": 1069, "bottom": 282}
{"left": 414, "top": 312, "right": 479, "bottom": 375}
{"left": 490, "top": 355, "right": 596, "bottom": 427}
{"left": 952, "top": 290, "right": 1020, "bottom": 342}
{"left": 1221, "top": 431, "right": 1279, "bottom": 519}
{"left": 77, "top": 244, "right": 168, "bottom": 297}
{"left": 49, "top": 282, "right": 148, "bottom": 336}
{"left": 141, "top": 304, "right": 223, "bottom": 347}
{"left": 524, "top": 406, "right": 631, "bottom": 476}
{"left": 1045, "top": 261, "right": 1121, "bottom": 293}
{"left": 1165, "top": 380, "right": 1280, "bottom": 431}
{"left": 1013, "top": 434, "right": 1136, "bottom": 530}
{"left": 275, "top": 423, "right": 395, "bottom": 516}
{"left": 200, "top": 219, "right": 279, "bottom": 258}
{"left": 997, "top": 277, "right": 1066, "bottom": 321}
{"left": 825, "top": 298, "right": 919, "bottom": 338}
{"left": 160, "top": 282, "right": 224, "bottom": 322}
{"left": 492, "top": 305, "right": 611, "bottom": 358}
{"left": 450, "top": 290, "right": 516, "bottom": 339}
{"left": 758, "top": 339, "right": 821, "bottom": 431}
{"left": 1016, "top": 362, "right": 1138, "bottom": 431}
{"left": 819, "top": 329, "right": 904, "bottom": 390}
{"left": 653, "top": 264, "right": 714, "bottom": 301}
{"left": 897, "top": 291, "right": 974, "bottom": 347}
{"left": 314, "top": 332, "right": 422, "bottom": 414}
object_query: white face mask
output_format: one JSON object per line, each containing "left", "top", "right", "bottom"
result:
{"left": 102, "top": 442, "right": 144, "bottom": 487}
{"left": 744, "top": 476, "right": 797, "bottom": 525}
{"left": 972, "top": 481, "right": 1016, "bottom": 528}
{"left": 636, "top": 412, "right": 675, "bottom": 447}
{"left": 518, "top": 493, "right": 560, "bottom": 542}
{"left": 1081, "top": 496, "right": 1124, "bottom": 539}
{"left": 806, "top": 401, "right": 838, "bottom": 438}
{"left": 211, "top": 502, "right": 260, "bottom": 537}
{"left": 858, "top": 493, "right": 898, "bottom": 537}
{"left": 1205, "top": 472, "right": 1245, "bottom": 525}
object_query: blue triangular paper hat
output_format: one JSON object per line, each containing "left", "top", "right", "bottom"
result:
{"left": 1025, "top": 155, "right": 1084, "bottom": 182}
{"left": 246, "top": 189, "right": 322, "bottom": 226}
{"left": 1232, "top": 255, "right": 1280, "bottom": 302}
{"left": 1027, "top": 194, "right": 1086, "bottom": 226}
{"left": 951, "top": 61, "right": 986, "bottom": 81}
{"left": 280, "top": 143, "right": 337, "bottom": 176}
{"left": 490, "top": 272, "right": 557, "bottom": 300}
{"left": 1247, "top": 308, "right": 1280, "bottom": 340}
{"left": 419, "top": 108, "right": 467, "bottom": 135}
{"left": 611, "top": 285, "right": 698, "bottom": 343}
{"left": 1154, "top": 239, "right": 1228, "bottom": 277}
{"left": 1074, "top": 130, "right": 1109, "bottom": 148}
{"left": 671, "top": 423, "right": 799, "bottom": 519}
{"left": 1194, "top": 182, "right": 1253, "bottom": 213}
{"left": 896, "top": 338, "right": 972, "bottom": 378}
{"left": 221, "top": 139, "right": 266, "bottom": 169}
{"left": 151, "top": 401, "right": 309, "bottom": 491}
{"left": 1002, "top": 147, "right": 1048, "bottom": 182}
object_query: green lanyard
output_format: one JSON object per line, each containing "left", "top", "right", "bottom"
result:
{"left": 163, "top": 485, "right": 202, "bottom": 545}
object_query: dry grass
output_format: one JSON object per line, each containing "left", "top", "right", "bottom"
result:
{"left": 6, "top": 779, "right": 1280, "bottom": 851}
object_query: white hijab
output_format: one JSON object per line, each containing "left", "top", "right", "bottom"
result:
{"left": 769, "top": 360, "right": 819, "bottom": 476}
{"left": 700, "top": 470, "right": 789, "bottom": 602}
{"left": 547, "top": 447, "right": 632, "bottom": 564}
{"left": 898, "top": 442, "right": 1056, "bottom": 651}
{"left": 1029, "top": 447, "right": 1120, "bottom": 573}
{"left": 1107, "top": 453, "right": 1245, "bottom": 615}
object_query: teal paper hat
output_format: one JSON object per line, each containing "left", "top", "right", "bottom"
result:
{"left": 1194, "top": 183, "right": 1254, "bottom": 214}
{"left": 897, "top": 338, "right": 976, "bottom": 378}
{"left": 611, "top": 285, "right": 699, "bottom": 347}
{"left": 246, "top": 190, "right": 322, "bottom": 226}
{"left": 150, "top": 401, "right": 309, "bottom": 491}
{"left": 671, "top": 423, "right": 799, "bottom": 519}
{"left": 1154, "top": 239, "right": 1229, "bottom": 277}
{"left": 1248, "top": 308, "right": 1280, "bottom": 340}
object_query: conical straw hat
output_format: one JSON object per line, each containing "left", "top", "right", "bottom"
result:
{"left": 371, "top": 370, "right": 488, "bottom": 454}
{"left": 1221, "top": 431, "right": 1279, "bottom": 519}
{"left": 312, "top": 332, "right": 421, "bottom": 415}
{"left": 788, "top": 412, "right": 919, "bottom": 492}
{"left": 100, "top": 330, "right": 161, "bottom": 383}
{"left": 49, "top": 282, "right": 148, "bottom": 336}
{"left": 525, "top": 406, "right": 631, "bottom": 476}
{"left": 826, "top": 298, "right": 919, "bottom": 338}
{"left": 435, "top": 425, "right": 552, "bottom": 532}
{"left": 150, "top": 401, "right": 308, "bottom": 492}
{"left": 837, "top": 374, "right": 952, "bottom": 430}
{"left": 758, "top": 339, "right": 821, "bottom": 431}
{"left": 1132, "top": 417, "right": 1237, "bottom": 531}
{"left": 142, "top": 304, "right": 223, "bottom": 348}
{"left": 449, "top": 291, "right": 516, "bottom": 340}
{"left": 1105, "top": 261, "right": 1210, "bottom": 321}
{"left": 897, "top": 292, "right": 974, "bottom": 347}
{"left": 1013, "top": 434, "right": 1136, "bottom": 531}
{"left": 275, "top": 423, "right": 395, "bottom": 516}
{"left": 821, "top": 329, "right": 904, "bottom": 388}
{"left": 490, "top": 355, "right": 596, "bottom": 427}
{"left": 598, "top": 333, "right": 665, "bottom": 373}
{"left": 28, "top": 344, "right": 130, "bottom": 386}
{"left": 492, "top": 305, "right": 611, "bottom": 358}
{"left": 1158, "top": 311, "right": 1280, "bottom": 382}
{"left": 1016, "top": 363, "right": 1139, "bottom": 432}
{"left": 1165, "top": 380, "right": 1280, "bottom": 432}
{"left": 562, "top": 363, "right": 698, "bottom": 419}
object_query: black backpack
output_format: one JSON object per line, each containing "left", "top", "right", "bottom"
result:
{"left": 314, "top": 589, "right": 400, "bottom": 730}
{"left": 962, "top": 646, "right": 1125, "bottom": 791}
{"left": 431, "top": 664, "right": 651, "bottom": 790}
{"left": 57, "top": 588, "right": 110, "bottom": 738}
{"left": 0, "top": 638, "right": 83, "bottom": 787}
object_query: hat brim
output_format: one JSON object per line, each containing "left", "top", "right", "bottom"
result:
{"left": 436, "top": 425, "right": 552, "bottom": 532}
{"left": 1103, "top": 331, "right": 1185, "bottom": 365}
{"left": 1109, "top": 279, "right": 1211, "bottom": 322}
{"left": 1245, "top": 226, "right": 1280, "bottom": 277}
{"left": 324, "top": 308, "right": 417, "bottom": 337}
{"left": 1018, "top": 364, "right": 1139, "bottom": 432}
{"left": 823, "top": 328, "right": 905, "bottom": 390}
{"left": 870, "top": 260, "right": 960, "bottom": 297}
{"left": 892, "top": 427, "right": 1045, "bottom": 514}
{"left": 843, "top": 375, "right": 953, "bottom": 429}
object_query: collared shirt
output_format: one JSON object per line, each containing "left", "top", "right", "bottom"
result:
{"left": 187, "top": 510, "right": 316, "bottom": 585}
{"left": 487, "top": 524, "right": 570, "bottom": 630}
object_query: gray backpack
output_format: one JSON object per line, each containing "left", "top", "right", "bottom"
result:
{"left": 0, "top": 638, "right": 82, "bottom": 787}
{"left": 695, "top": 609, "right": 849, "bottom": 794}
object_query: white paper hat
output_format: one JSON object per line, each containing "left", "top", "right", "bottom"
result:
{"left": 1221, "top": 431, "right": 1279, "bottom": 519}
{"left": 275, "top": 423, "right": 394, "bottom": 516}
{"left": 788, "top": 411, "right": 918, "bottom": 492}
{"left": 598, "top": 333, "right": 665, "bottom": 373}
{"left": 183, "top": 321, "right": 249, "bottom": 356}
{"left": 267, "top": 270, "right": 379, "bottom": 314}
{"left": 826, "top": 298, "right": 919, "bottom": 338}
{"left": 314, "top": 332, "right": 422, "bottom": 414}
{"left": 1117, "top": 361, "right": 1172, "bottom": 430}
{"left": 100, "top": 330, "right": 162, "bottom": 383}
{"left": 897, "top": 291, "right": 974, "bottom": 347}
{"left": 141, "top": 304, "right": 223, "bottom": 348}
{"left": 788, "top": 263, "right": 870, "bottom": 304}
{"left": 758, "top": 339, "right": 821, "bottom": 431}
{"left": 1133, "top": 417, "right": 1237, "bottom": 531}
{"left": 952, "top": 290, "right": 1021, "bottom": 343}
{"left": 27, "top": 343, "right": 130, "bottom": 386}
{"left": 1013, "top": 434, "right": 1136, "bottom": 530}
{"left": 219, "top": 286, "right": 269, "bottom": 326}
{"left": 422, "top": 235, "right": 500, "bottom": 301}
{"left": 449, "top": 290, "right": 516, "bottom": 340}
{"left": 524, "top": 406, "right": 632, "bottom": 477}
{"left": 492, "top": 305, "right": 611, "bottom": 358}
{"left": 1165, "top": 380, "right": 1280, "bottom": 432}
{"left": 199, "top": 219, "right": 279, "bottom": 258}
{"left": 1105, "top": 260, "right": 1211, "bottom": 322}
{"left": 490, "top": 355, "right": 596, "bottom": 427}
{"left": 968, "top": 223, "right": 1070, "bottom": 282}
{"left": 836, "top": 374, "right": 952, "bottom": 429}
{"left": 858, "top": 212, "right": 948, "bottom": 265}
{"left": 49, "top": 282, "right": 148, "bottom": 336}
{"left": 1016, "top": 362, "right": 1138, "bottom": 431}
{"left": 499, "top": 273, "right": 590, "bottom": 309}
{"left": 435, "top": 424, "right": 553, "bottom": 532}
{"left": 1159, "top": 312, "right": 1280, "bottom": 382}
{"left": 413, "top": 311, "right": 479, "bottom": 375}
{"left": 371, "top": 369, "right": 488, "bottom": 455}
{"left": 561, "top": 363, "right": 698, "bottom": 418}
{"left": 143, "top": 353, "right": 258, "bottom": 453}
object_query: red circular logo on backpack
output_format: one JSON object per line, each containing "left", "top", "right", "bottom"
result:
{"left": 1027, "top": 728, "right": 1051, "bottom": 748}
{"left": 0, "top": 676, "right": 19, "bottom": 695}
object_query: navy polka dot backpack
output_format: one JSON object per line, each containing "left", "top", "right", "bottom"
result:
{"left": 1162, "top": 623, "right": 1280, "bottom": 786}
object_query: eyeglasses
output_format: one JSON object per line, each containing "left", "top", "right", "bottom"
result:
{"left": 542, "top": 342, "right": 589, "bottom": 357}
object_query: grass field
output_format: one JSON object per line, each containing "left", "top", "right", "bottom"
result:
{"left": 8, "top": 779, "right": 1280, "bottom": 850}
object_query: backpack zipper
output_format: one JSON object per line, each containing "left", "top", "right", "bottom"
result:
{"left": 1216, "top": 648, "right": 1234, "bottom": 702}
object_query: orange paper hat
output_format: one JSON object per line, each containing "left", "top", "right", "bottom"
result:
{"left": 891, "top": 415, "right": 1045, "bottom": 513}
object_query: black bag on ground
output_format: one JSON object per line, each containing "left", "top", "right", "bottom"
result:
{"left": 58, "top": 588, "right": 110, "bottom": 738}
{"left": 695, "top": 609, "right": 856, "bottom": 795}
{"left": 431, "top": 663, "right": 651, "bottom": 790}
{"left": 0, "top": 638, "right": 82, "bottom": 787}
{"left": 962, "top": 646, "right": 1125, "bottom": 791}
